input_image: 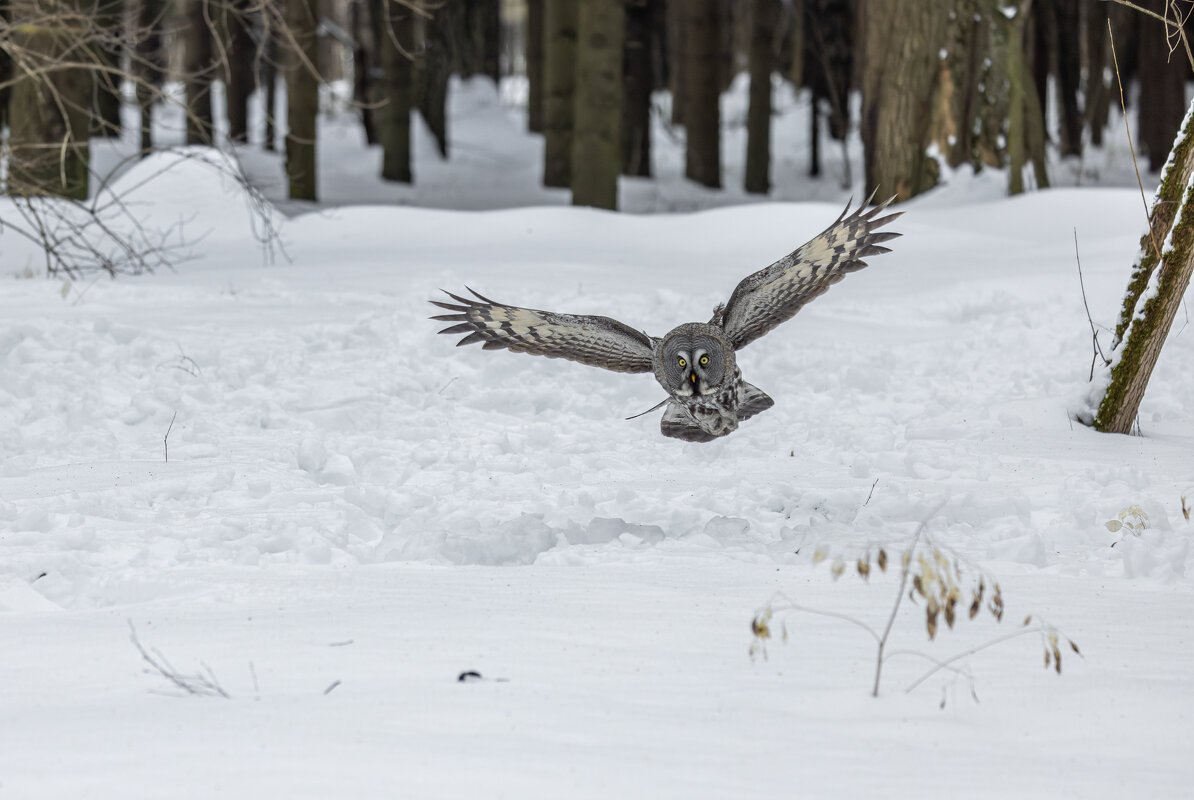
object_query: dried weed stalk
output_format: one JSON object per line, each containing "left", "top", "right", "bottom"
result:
{"left": 751, "top": 513, "right": 1079, "bottom": 701}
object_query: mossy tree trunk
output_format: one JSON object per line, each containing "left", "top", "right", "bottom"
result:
{"left": 621, "top": 0, "right": 652, "bottom": 177}
{"left": 682, "top": 0, "right": 720, "bottom": 188}
{"left": 376, "top": 0, "right": 413, "bottom": 182}
{"left": 526, "top": 0, "right": 545, "bottom": 132}
{"left": 570, "top": 0, "right": 622, "bottom": 209}
{"left": 285, "top": 0, "right": 319, "bottom": 199}
{"left": 744, "top": 0, "right": 778, "bottom": 195}
{"left": 7, "top": 0, "right": 92, "bottom": 199}
{"left": 1090, "top": 99, "right": 1194, "bottom": 434}
{"left": 543, "top": 0, "right": 577, "bottom": 187}
{"left": 185, "top": 0, "right": 215, "bottom": 144}
{"left": 1006, "top": 0, "right": 1048, "bottom": 195}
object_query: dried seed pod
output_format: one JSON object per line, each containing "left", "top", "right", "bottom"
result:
{"left": 877, "top": 549, "right": 888, "bottom": 572}
{"left": 857, "top": 559, "right": 870, "bottom": 580}
{"left": 1053, "top": 646, "right": 1062, "bottom": 674}
{"left": 1044, "top": 649, "right": 1052, "bottom": 669}
{"left": 1023, "top": 615, "right": 1033, "bottom": 627}
{"left": 812, "top": 545, "right": 829, "bottom": 565}
{"left": 913, "top": 574, "right": 925, "bottom": 597}
{"left": 831, "top": 560, "right": 846, "bottom": 580}
{"left": 1069, "top": 639, "right": 1081, "bottom": 655}
{"left": 754, "top": 616, "right": 773, "bottom": 644}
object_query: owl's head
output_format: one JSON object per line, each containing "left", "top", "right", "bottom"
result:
{"left": 656, "top": 323, "right": 735, "bottom": 398}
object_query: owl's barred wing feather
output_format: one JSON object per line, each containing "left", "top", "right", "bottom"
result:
{"left": 716, "top": 192, "right": 903, "bottom": 350}
{"left": 430, "top": 288, "right": 656, "bottom": 374}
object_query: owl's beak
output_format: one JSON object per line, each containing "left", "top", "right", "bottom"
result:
{"left": 689, "top": 373, "right": 697, "bottom": 385}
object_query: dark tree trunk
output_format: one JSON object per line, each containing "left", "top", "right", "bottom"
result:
{"left": 416, "top": 3, "right": 451, "bottom": 158}
{"left": 809, "top": 96, "right": 820, "bottom": 176}
{"left": 1138, "top": 2, "right": 1188, "bottom": 173}
{"left": 621, "top": 0, "right": 652, "bottom": 177}
{"left": 225, "top": 0, "right": 254, "bottom": 143}
{"left": 93, "top": 0, "right": 124, "bottom": 136}
{"left": 351, "top": 0, "right": 377, "bottom": 145}
{"left": 804, "top": 0, "right": 851, "bottom": 142}
{"left": 1084, "top": 1, "right": 1112, "bottom": 147}
{"left": 0, "top": 0, "right": 10, "bottom": 134}
{"left": 133, "top": 0, "right": 164, "bottom": 154}
{"left": 455, "top": 0, "right": 500, "bottom": 82}
{"left": 859, "top": 0, "right": 947, "bottom": 201}
{"left": 745, "top": 0, "right": 778, "bottom": 194}
{"left": 263, "top": 19, "right": 279, "bottom": 151}
{"left": 285, "top": 0, "right": 319, "bottom": 199}
{"left": 1051, "top": 0, "right": 1082, "bottom": 157}
{"left": 666, "top": 0, "right": 684, "bottom": 125}
{"left": 186, "top": 0, "right": 215, "bottom": 144}
{"left": 682, "top": 0, "right": 721, "bottom": 188}
{"left": 7, "top": 0, "right": 91, "bottom": 199}
{"left": 543, "top": 0, "right": 577, "bottom": 187}
{"left": 571, "top": 0, "right": 623, "bottom": 208}
{"left": 377, "top": 0, "right": 413, "bottom": 182}
{"left": 527, "top": 0, "right": 545, "bottom": 132}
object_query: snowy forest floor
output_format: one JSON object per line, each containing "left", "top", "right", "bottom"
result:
{"left": 1, "top": 79, "right": 1192, "bottom": 797}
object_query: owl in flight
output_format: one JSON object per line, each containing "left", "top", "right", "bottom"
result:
{"left": 431, "top": 193, "right": 901, "bottom": 442}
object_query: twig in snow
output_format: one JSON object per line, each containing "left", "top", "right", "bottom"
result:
{"left": 323, "top": 680, "right": 342, "bottom": 695}
{"left": 1074, "top": 229, "right": 1110, "bottom": 380}
{"left": 164, "top": 411, "right": 177, "bottom": 463}
{"left": 128, "top": 621, "right": 230, "bottom": 699}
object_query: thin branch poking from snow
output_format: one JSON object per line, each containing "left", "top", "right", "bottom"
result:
{"left": 323, "top": 680, "right": 342, "bottom": 695}
{"left": 128, "top": 621, "right": 230, "bottom": 699}
{"left": 164, "top": 411, "right": 177, "bottom": 463}
{"left": 1074, "top": 228, "right": 1109, "bottom": 379}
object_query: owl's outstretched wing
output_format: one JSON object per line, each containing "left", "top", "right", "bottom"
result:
{"left": 430, "top": 288, "right": 656, "bottom": 374}
{"left": 714, "top": 192, "right": 902, "bottom": 351}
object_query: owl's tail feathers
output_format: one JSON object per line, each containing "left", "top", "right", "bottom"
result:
{"left": 660, "top": 402, "right": 720, "bottom": 443}
{"left": 738, "top": 382, "right": 775, "bottom": 422}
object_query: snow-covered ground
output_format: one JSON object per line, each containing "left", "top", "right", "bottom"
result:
{"left": 2, "top": 79, "right": 1193, "bottom": 797}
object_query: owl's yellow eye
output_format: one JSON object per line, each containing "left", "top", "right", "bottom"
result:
{"left": 678, "top": 357, "right": 686, "bottom": 367}
{"left": 699, "top": 355, "right": 709, "bottom": 366}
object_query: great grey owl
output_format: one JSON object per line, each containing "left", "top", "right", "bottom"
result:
{"left": 431, "top": 194, "right": 902, "bottom": 442}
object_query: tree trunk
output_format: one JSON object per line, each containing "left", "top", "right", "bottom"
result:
{"left": 1084, "top": 1, "right": 1111, "bottom": 147}
{"left": 7, "top": 0, "right": 92, "bottom": 199}
{"left": 1137, "top": 2, "right": 1187, "bottom": 173}
{"left": 93, "top": 0, "right": 124, "bottom": 136}
{"left": 0, "top": 0, "right": 10, "bottom": 135}
{"left": 744, "top": 0, "right": 778, "bottom": 194}
{"left": 377, "top": 0, "right": 413, "bottom": 182}
{"left": 263, "top": 19, "right": 279, "bottom": 151}
{"left": 1007, "top": 1, "right": 1049, "bottom": 194}
{"left": 1051, "top": 0, "right": 1082, "bottom": 157}
{"left": 571, "top": 0, "right": 623, "bottom": 209}
{"left": 224, "top": 0, "right": 253, "bottom": 143}
{"left": 621, "top": 0, "right": 652, "bottom": 177}
{"left": 285, "top": 0, "right": 319, "bottom": 200}
{"left": 527, "top": 0, "right": 545, "bottom": 132}
{"left": 859, "top": 0, "right": 947, "bottom": 201}
{"left": 416, "top": 3, "right": 451, "bottom": 158}
{"left": 543, "top": 0, "right": 577, "bottom": 187}
{"left": 682, "top": 0, "right": 720, "bottom": 188}
{"left": 133, "top": 0, "right": 164, "bottom": 154}
{"left": 185, "top": 0, "right": 215, "bottom": 144}
{"left": 351, "top": 0, "right": 378, "bottom": 145}
{"left": 666, "top": 0, "right": 684, "bottom": 125}
{"left": 1090, "top": 98, "right": 1194, "bottom": 433}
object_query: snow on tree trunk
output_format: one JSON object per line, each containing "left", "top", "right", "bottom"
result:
{"left": 1086, "top": 97, "right": 1194, "bottom": 434}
